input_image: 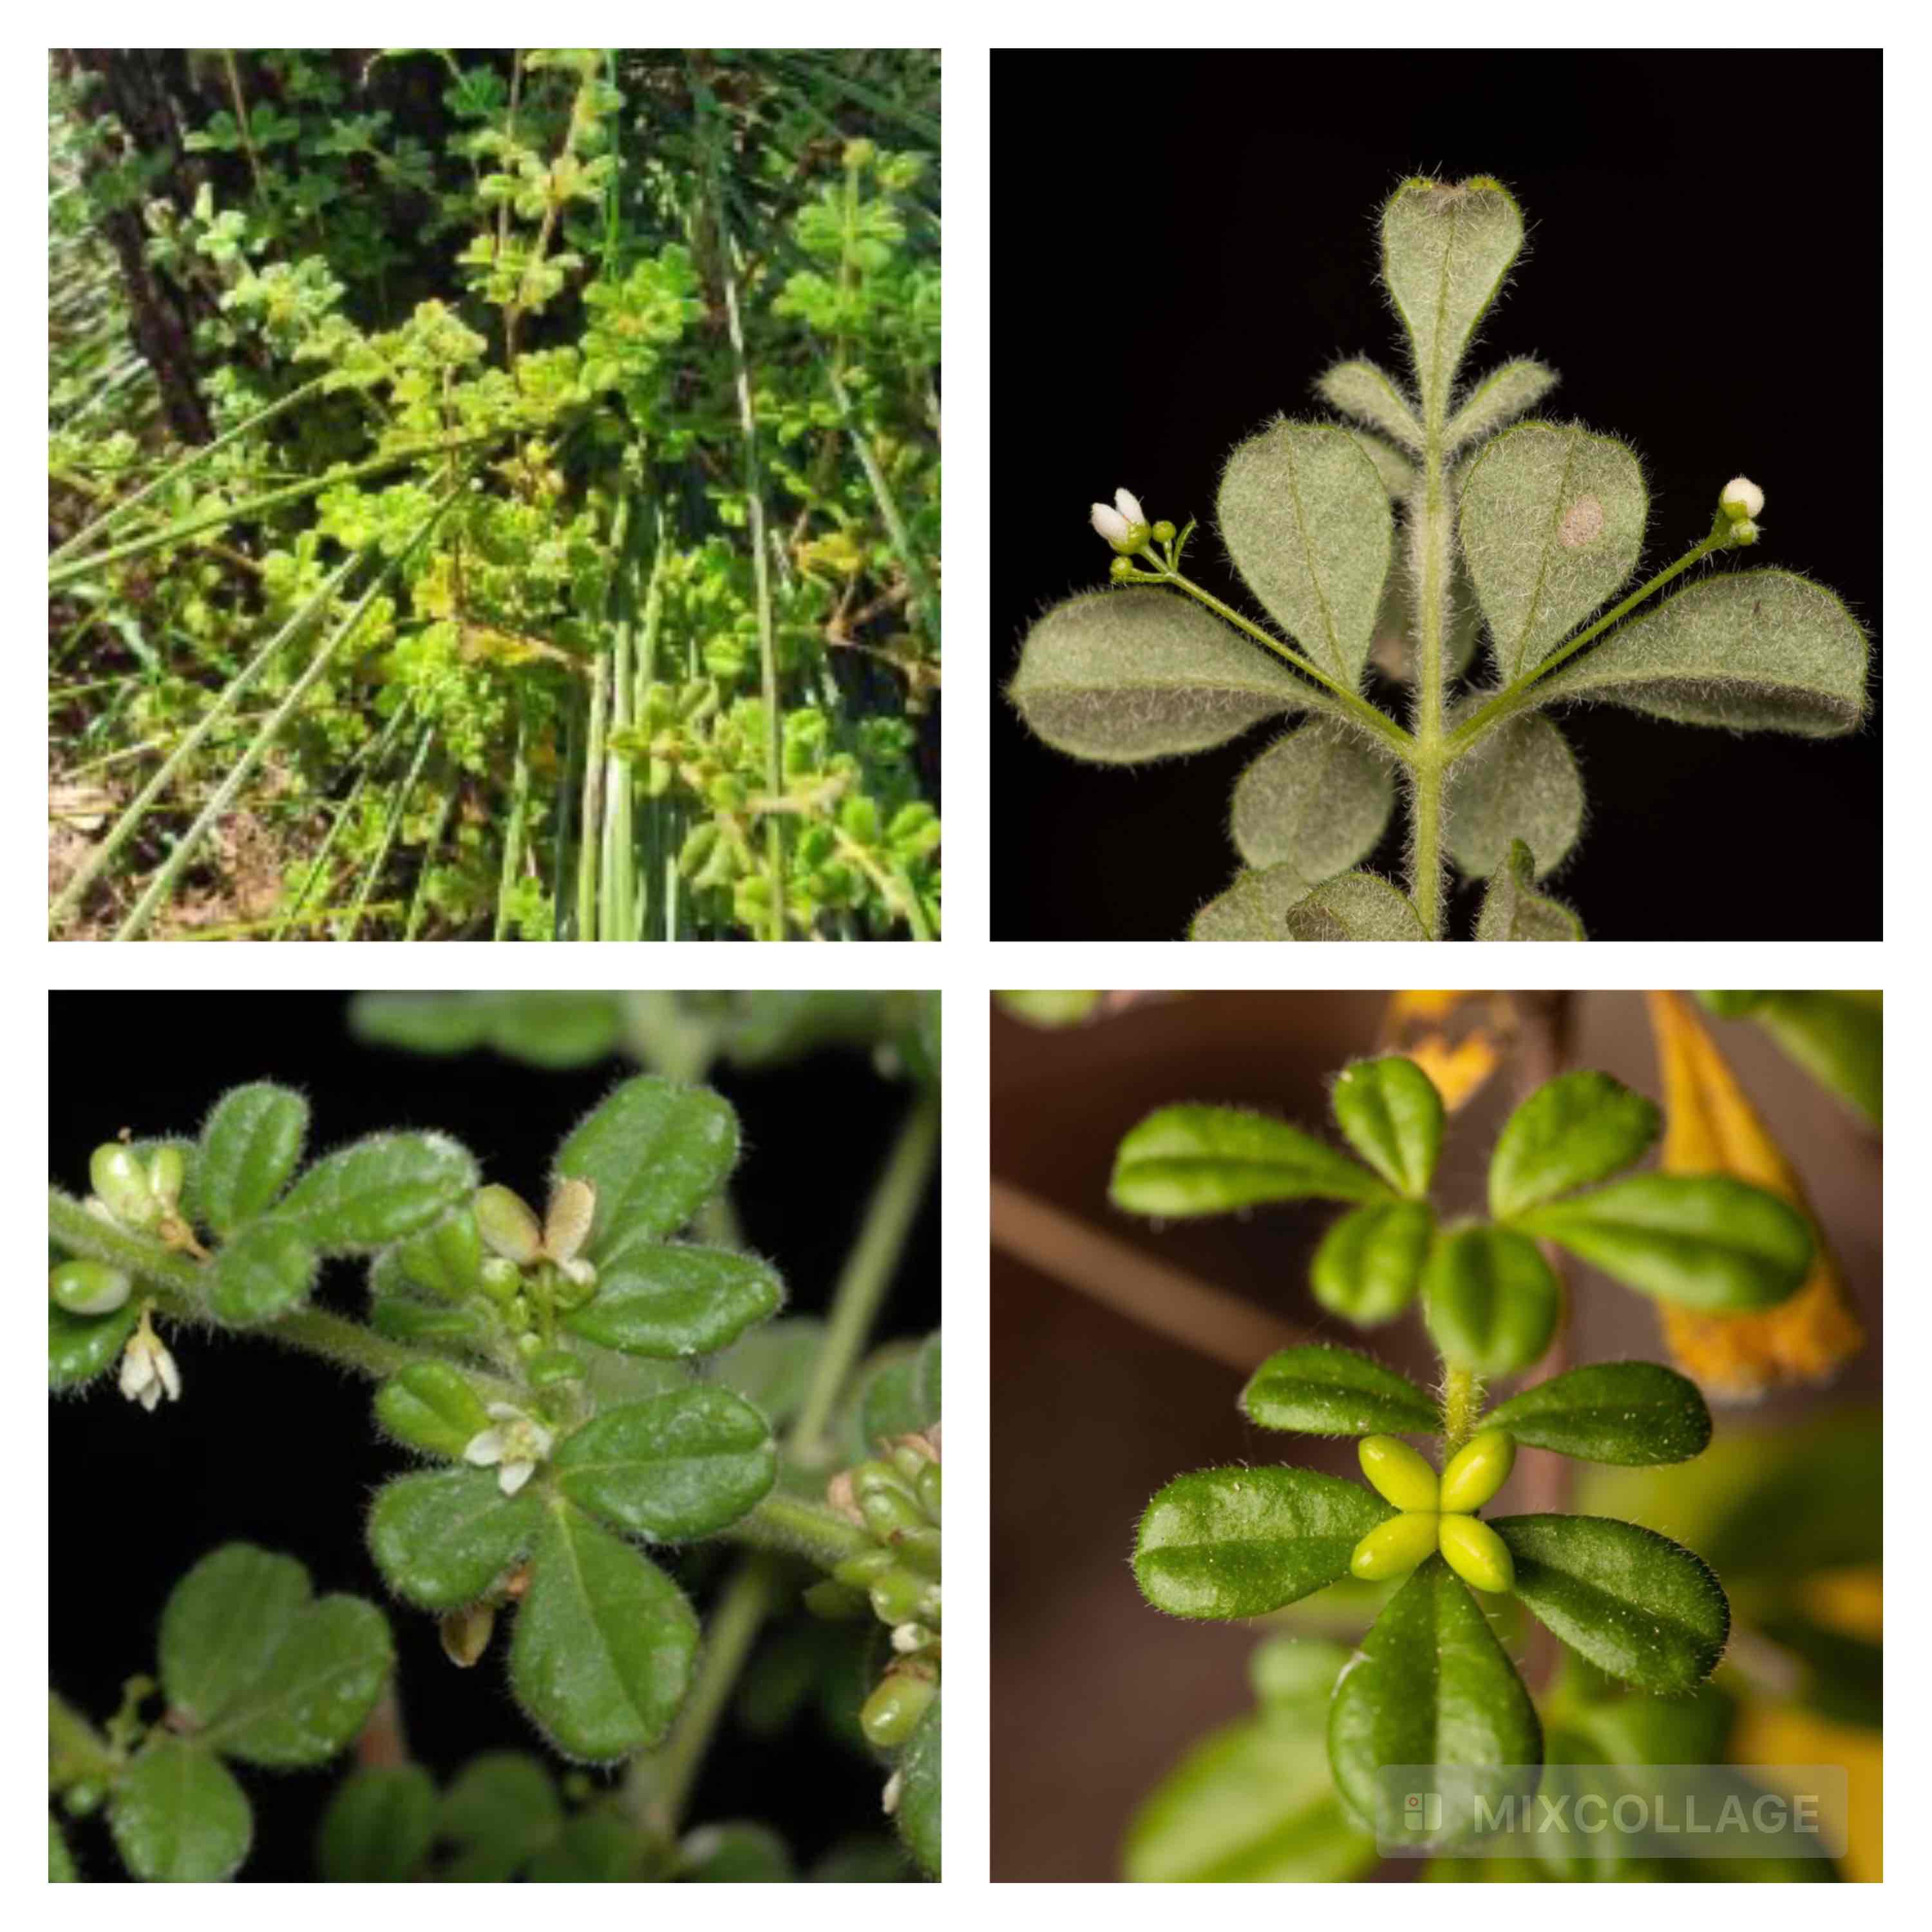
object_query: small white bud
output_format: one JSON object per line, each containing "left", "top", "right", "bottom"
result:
{"left": 1720, "top": 475, "right": 1765, "bottom": 521}
{"left": 1113, "top": 487, "right": 1146, "bottom": 526}
{"left": 118, "top": 1310, "right": 181, "bottom": 1413}
{"left": 1090, "top": 487, "right": 1151, "bottom": 553}
{"left": 1090, "top": 501, "right": 1132, "bottom": 545}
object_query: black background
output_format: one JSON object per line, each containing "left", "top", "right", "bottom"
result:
{"left": 993, "top": 50, "right": 1882, "bottom": 940}
{"left": 50, "top": 992, "right": 939, "bottom": 1879}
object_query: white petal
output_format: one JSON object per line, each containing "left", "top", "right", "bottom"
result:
{"left": 882, "top": 1769, "right": 904, "bottom": 1816}
{"left": 140, "top": 1379, "right": 162, "bottom": 1413}
{"left": 486, "top": 1401, "right": 524, "bottom": 1421}
{"left": 1114, "top": 488, "right": 1145, "bottom": 525}
{"left": 155, "top": 1345, "right": 182, "bottom": 1403}
{"left": 498, "top": 1459, "right": 535, "bottom": 1496}
{"left": 1090, "top": 502, "right": 1130, "bottom": 543}
{"left": 527, "top": 1425, "right": 556, "bottom": 1459}
{"left": 464, "top": 1428, "right": 508, "bottom": 1466}
{"left": 1723, "top": 475, "right": 1765, "bottom": 518}
{"left": 119, "top": 1350, "right": 152, "bottom": 1403}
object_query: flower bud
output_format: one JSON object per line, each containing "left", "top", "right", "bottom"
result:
{"left": 1438, "top": 1514, "right": 1515, "bottom": 1595}
{"left": 147, "top": 1146, "right": 186, "bottom": 1213}
{"left": 91, "top": 1144, "right": 160, "bottom": 1229}
{"left": 1439, "top": 1430, "right": 1515, "bottom": 1513}
{"left": 542, "top": 1178, "right": 596, "bottom": 1263}
{"left": 859, "top": 1669, "right": 936, "bottom": 1748}
{"left": 1090, "top": 487, "right": 1151, "bottom": 553}
{"left": 474, "top": 1185, "right": 542, "bottom": 1265}
{"left": 50, "top": 1259, "right": 132, "bottom": 1316}
{"left": 1719, "top": 475, "right": 1765, "bottom": 522}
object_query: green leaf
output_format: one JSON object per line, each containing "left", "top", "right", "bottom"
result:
{"left": 1347, "top": 428, "right": 1419, "bottom": 498}
{"left": 195, "top": 1083, "right": 309, "bottom": 1235}
{"left": 848, "top": 1331, "right": 942, "bottom": 1448}
{"left": 1124, "top": 1711, "right": 1378, "bottom": 1881}
{"left": 1189, "top": 863, "right": 1312, "bottom": 940}
{"left": 367, "top": 1467, "right": 542, "bottom": 1610}
{"left": 554, "top": 1076, "right": 739, "bottom": 1252}
{"left": 352, "top": 990, "right": 623, "bottom": 1068}
{"left": 706, "top": 1315, "right": 827, "bottom": 1427}
{"left": 679, "top": 1821, "right": 795, "bottom": 1881}
{"left": 1241, "top": 1343, "right": 1439, "bottom": 1435}
{"left": 1311, "top": 1202, "right": 1434, "bottom": 1325}
{"left": 1218, "top": 421, "right": 1392, "bottom": 687}
{"left": 1007, "top": 589, "right": 1312, "bottom": 763}
{"left": 1368, "top": 542, "right": 1481, "bottom": 683}
{"left": 1328, "top": 1558, "right": 1542, "bottom": 1846}
{"left": 1443, "top": 357, "right": 1558, "bottom": 455}
{"left": 49, "top": 1298, "right": 140, "bottom": 1390}
{"left": 1135, "top": 1466, "right": 1396, "bottom": 1618}
{"left": 1229, "top": 723, "right": 1396, "bottom": 882}
{"left": 1488, "top": 1070, "right": 1661, "bottom": 1219}
{"left": 1459, "top": 422, "right": 1647, "bottom": 680}
{"left": 1482, "top": 1363, "right": 1711, "bottom": 1465}
{"left": 1475, "top": 838, "right": 1584, "bottom": 940}
{"left": 1423, "top": 1226, "right": 1561, "bottom": 1375}
{"left": 109, "top": 1738, "right": 252, "bottom": 1882}
{"left": 1380, "top": 176, "right": 1525, "bottom": 424}
{"left": 1494, "top": 1514, "right": 1730, "bottom": 1692}
{"left": 1110, "top": 1105, "right": 1389, "bottom": 1217}
{"left": 49, "top": 1814, "right": 77, "bottom": 1882}
{"left": 317, "top": 1764, "right": 438, "bottom": 1881}
{"left": 1532, "top": 571, "right": 1869, "bottom": 735}
{"left": 895, "top": 1692, "right": 940, "bottom": 1878}
{"left": 372, "top": 1207, "right": 485, "bottom": 1303}
{"left": 440, "top": 1752, "right": 564, "bottom": 1880}
{"left": 1331, "top": 1056, "right": 1444, "bottom": 1197}
{"left": 1513, "top": 1173, "right": 1812, "bottom": 1310}
{"left": 208, "top": 1218, "right": 319, "bottom": 1324}
{"left": 1316, "top": 359, "right": 1424, "bottom": 453}
{"left": 160, "top": 1544, "right": 311, "bottom": 1726}
{"left": 375, "top": 1361, "right": 493, "bottom": 1460}
{"left": 529, "top": 1807, "right": 650, "bottom": 1882}
{"left": 1284, "top": 870, "right": 1428, "bottom": 940}
{"left": 1444, "top": 715, "right": 1584, "bottom": 878}
{"left": 509, "top": 1502, "right": 699, "bottom": 1759}
{"left": 274, "top": 1132, "right": 478, "bottom": 1250}
{"left": 552, "top": 1387, "right": 776, "bottom": 1540}
{"left": 563, "top": 1242, "right": 782, "bottom": 1358}
{"left": 209, "top": 1595, "right": 393, "bottom": 1768}
{"left": 370, "top": 1298, "right": 488, "bottom": 1345}
{"left": 1707, "top": 990, "right": 1882, "bottom": 1130}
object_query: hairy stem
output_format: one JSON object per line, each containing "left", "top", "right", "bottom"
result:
{"left": 1408, "top": 395, "right": 1454, "bottom": 938}
{"left": 727, "top": 1492, "right": 871, "bottom": 1570}
{"left": 1441, "top": 1365, "right": 1484, "bottom": 1457}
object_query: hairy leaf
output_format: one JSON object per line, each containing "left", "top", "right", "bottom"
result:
{"left": 1218, "top": 422, "right": 1392, "bottom": 687}
{"left": 1380, "top": 176, "right": 1525, "bottom": 423}
{"left": 896, "top": 1692, "right": 941, "bottom": 1878}
{"left": 374, "top": 1361, "right": 493, "bottom": 1460}
{"left": 509, "top": 1502, "right": 699, "bottom": 1759}
{"left": 1331, "top": 1056, "right": 1444, "bottom": 1197}
{"left": 49, "top": 1297, "right": 140, "bottom": 1390}
{"left": 1495, "top": 1514, "right": 1730, "bottom": 1692}
{"left": 1189, "top": 863, "right": 1312, "bottom": 940}
{"left": 352, "top": 990, "right": 623, "bottom": 1068}
{"left": 208, "top": 1218, "right": 319, "bottom": 1324}
{"left": 1444, "top": 357, "right": 1558, "bottom": 454}
{"left": 1241, "top": 1344, "right": 1439, "bottom": 1435}
{"left": 274, "top": 1132, "right": 478, "bottom": 1250}
{"left": 1328, "top": 1558, "right": 1542, "bottom": 1845}
{"left": 1515, "top": 1173, "right": 1813, "bottom": 1310}
{"left": 1317, "top": 358, "right": 1423, "bottom": 452}
{"left": 1311, "top": 1201, "right": 1434, "bottom": 1325}
{"left": 1444, "top": 715, "right": 1584, "bottom": 878}
{"left": 1009, "top": 589, "right": 1311, "bottom": 762}
{"left": 552, "top": 1386, "right": 776, "bottom": 1540}
{"left": 706, "top": 1314, "right": 828, "bottom": 1428}
{"left": 1111, "top": 1105, "right": 1388, "bottom": 1216}
{"left": 317, "top": 1763, "right": 438, "bottom": 1882}
{"left": 367, "top": 1467, "right": 541, "bottom": 1610}
{"left": 372, "top": 1207, "right": 484, "bottom": 1303}
{"left": 1488, "top": 1070, "right": 1661, "bottom": 1220}
{"left": 1532, "top": 571, "right": 1869, "bottom": 735}
{"left": 1475, "top": 838, "right": 1584, "bottom": 940}
{"left": 1348, "top": 428, "right": 1418, "bottom": 499}
{"left": 160, "top": 1544, "right": 310, "bottom": 1727}
{"left": 195, "top": 1083, "right": 309, "bottom": 1235}
{"left": 1230, "top": 723, "right": 1396, "bottom": 880}
{"left": 554, "top": 1075, "right": 739, "bottom": 1251}
{"left": 563, "top": 1242, "right": 782, "bottom": 1358}
{"left": 1423, "top": 1226, "right": 1561, "bottom": 1375}
{"left": 1368, "top": 546, "right": 1481, "bottom": 684}
{"left": 1460, "top": 422, "right": 1647, "bottom": 681}
{"left": 1285, "top": 870, "right": 1428, "bottom": 941}
{"left": 439, "top": 1752, "right": 564, "bottom": 1881}
{"left": 214, "top": 1596, "right": 393, "bottom": 1767}
{"left": 109, "top": 1738, "right": 251, "bottom": 1882}
{"left": 1482, "top": 1362, "right": 1712, "bottom": 1465}
{"left": 1135, "top": 1466, "right": 1396, "bottom": 1618}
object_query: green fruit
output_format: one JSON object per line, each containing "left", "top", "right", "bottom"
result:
{"left": 1439, "top": 1430, "right": 1516, "bottom": 1513}
{"left": 868, "top": 1567, "right": 929, "bottom": 1626}
{"left": 50, "top": 1259, "right": 132, "bottom": 1316}
{"left": 859, "top": 1671, "right": 935, "bottom": 1748}
{"left": 147, "top": 1146, "right": 187, "bottom": 1212}
{"left": 1350, "top": 1511, "right": 1440, "bottom": 1582}
{"left": 1439, "top": 1515, "right": 1515, "bottom": 1595}
{"left": 90, "top": 1144, "right": 159, "bottom": 1228}
{"left": 1359, "top": 1435, "right": 1439, "bottom": 1513}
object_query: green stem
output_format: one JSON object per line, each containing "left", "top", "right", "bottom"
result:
{"left": 1409, "top": 394, "right": 1453, "bottom": 938}
{"left": 728, "top": 1492, "right": 873, "bottom": 1570}
{"left": 1441, "top": 1367, "right": 1484, "bottom": 1458}
{"left": 790, "top": 1092, "right": 940, "bottom": 1459}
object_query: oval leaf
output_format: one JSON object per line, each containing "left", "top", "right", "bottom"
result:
{"left": 1460, "top": 422, "right": 1647, "bottom": 681}
{"left": 1532, "top": 571, "right": 1869, "bottom": 736}
{"left": 563, "top": 1242, "right": 783, "bottom": 1358}
{"left": 1443, "top": 357, "right": 1558, "bottom": 455}
{"left": 509, "top": 1502, "right": 699, "bottom": 1759}
{"left": 1135, "top": 1466, "right": 1396, "bottom": 1618}
{"left": 1482, "top": 1362, "right": 1712, "bottom": 1466}
{"left": 1381, "top": 176, "right": 1525, "bottom": 421}
{"left": 1218, "top": 422, "right": 1392, "bottom": 687}
{"left": 1494, "top": 1513, "right": 1730, "bottom": 1692}
{"left": 554, "top": 1077, "right": 739, "bottom": 1253}
{"left": 1009, "top": 589, "right": 1313, "bottom": 763}
{"left": 317, "top": 1763, "right": 438, "bottom": 1882}
{"left": 1111, "top": 1106, "right": 1388, "bottom": 1217}
{"left": 1488, "top": 1070, "right": 1661, "bottom": 1220}
{"left": 208, "top": 1218, "right": 319, "bottom": 1325}
{"left": 1423, "top": 1226, "right": 1561, "bottom": 1376}
{"left": 195, "top": 1083, "right": 309, "bottom": 1235}
{"left": 1317, "top": 358, "right": 1424, "bottom": 453}
{"left": 1311, "top": 1201, "right": 1434, "bottom": 1325}
{"left": 440, "top": 1752, "right": 564, "bottom": 1880}
{"left": 160, "top": 1544, "right": 308, "bottom": 1726}
{"left": 109, "top": 1738, "right": 251, "bottom": 1883}
{"left": 367, "top": 1467, "right": 542, "bottom": 1610}
{"left": 1284, "top": 870, "right": 1428, "bottom": 941}
{"left": 896, "top": 1691, "right": 941, "bottom": 1878}
{"left": 374, "top": 1361, "right": 493, "bottom": 1461}
{"left": 1328, "top": 1557, "right": 1542, "bottom": 1846}
{"left": 1513, "top": 1173, "right": 1813, "bottom": 1310}
{"left": 372, "top": 1207, "right": 485, "bottom": 1303}
{"left": 1444, "top": 714, "right": 1583, "bottom": 879}
{"left": 214, "top": 1595, "right": 393, "bottom": 1767}
{"left": 274, "top": 1132, "right": 478, "bottom": 1251}
{"left": 1230, "top": 723, "right": 1396, "bottom": 880}
{"left": 1332, "top": 1056, "right": 1444, "bottom": 1197}
{"left": 1242, "top": 1343, "right": 1439, "bottom": 1435}
{"left": 552, "top": 1386, "right": 777, "bottom": 1540}
{"left": 1189, "top": 863, "right": 1312, "bottom": 940}
{"left": 50, "top": 1298, "right": 140, "bottom": 1390}
{"left": 1475, "top": 838, "right": 1584, "bottom": 940}
{"left": 706, "top": 1315, "right": 828, "bottom": 1429}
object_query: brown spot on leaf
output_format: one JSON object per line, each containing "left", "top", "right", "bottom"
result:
{"left": 1558, "top": 496, "right": 1605, "bottom": 549}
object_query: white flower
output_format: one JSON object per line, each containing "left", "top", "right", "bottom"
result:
{"left": 1090, "top": 486, "right": 1149, "bottom": 550}
{"left": 1721, "top": 475, "right": 1765, "bottom": 520}
{"left": 881, "top": 1768, "right": 904, "bottom": 1817}
{"left": 118, "top": 1310, "right": 181, "bottom": 1413}
{"left": 464, "top": 1401, "right": 554, "bottom": 1497}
